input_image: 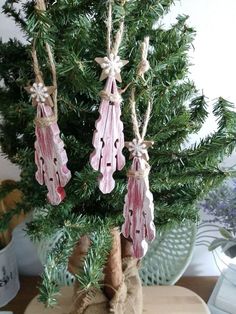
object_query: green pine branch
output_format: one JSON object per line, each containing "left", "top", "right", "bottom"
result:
{"left": 36, "top": 215, "right": 113, "bottom": 307}
{"left": 189, "top": 95, "right": 208, "bottom": 131}
{"left": 213, "top": 97, "right": 236, "bottom": 132}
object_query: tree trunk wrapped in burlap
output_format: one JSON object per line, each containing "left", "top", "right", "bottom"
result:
{"left": 68, "top": 229, "right": 143, "bottom": 314}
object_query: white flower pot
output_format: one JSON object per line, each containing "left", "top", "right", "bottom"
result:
{"left": 0, "top": 238, "right": 20, "bottom": 307}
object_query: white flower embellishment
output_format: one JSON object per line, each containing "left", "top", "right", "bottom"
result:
{"left": 128, "top": 139, "right": 147, "bottom": 157}
{"left": 30, "top": 82, "right": 49, "bottom": 103}
{"left": 101, "top": 54, "right": 123, "bottom": 76}
{"left": 95, "top": 54, "right": 128, "bottom": 82}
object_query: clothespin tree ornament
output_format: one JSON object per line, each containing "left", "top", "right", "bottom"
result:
{"left": 122, "top": 37, "right": 156, "bottom": 259}
{"left": 25, "top": 0, "right": 71, "bottom": 205}
{"left": 90, "top": 1, "right": 128, "bottom": 194}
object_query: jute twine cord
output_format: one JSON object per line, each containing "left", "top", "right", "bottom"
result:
{"left": 32, "top": 42, "right": 57, "bottom": 127}
{"left": 130, "top": 36, "right": 152, "bottom": 142}
{"left": 31, "top": 42, "right": 43, "bottom": 83}
{"left": 34, "top": 113, "right": 57, "bottom": 128}
{"left": 130, "top": 88, "right": 142, "bottom": 141}
{"left": 141, "top": 100, "right": 152, "bottom": 140}
{"left": 130, "top": 88, "right": 153, "bottom": 142}
{"left": 107, "top": 0, "right": 125, "bottom": 57}
{"left": 100, "top": 0, "right": 125, "bottom": 103}
{"left": 45, "top": 42, "right": 58, "bottom": 110}
{"left": 128, "top": 37, "right": 153, "bottom": 180}
{"left": 32, "top": 0, "right": 58, "bottom": 127}
{"left": 137, "top": 37, "right": 150, "bottom": 78}
{"left": 107, "top": 0, "right": 113, "bottom": 55}
{"left": 111, "top": 20, "right": 124, "bottom": 56}
{"left": 127, "top": 168, "right": 149, "bottom": 179}
{"left": 100, "top": 90, "right": 123, "bottom": 103}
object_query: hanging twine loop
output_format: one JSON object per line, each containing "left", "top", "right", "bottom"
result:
{"left": 30, "top": 0, "right": 58, "bottom": 127}
{"left": 130, "top": 37, "right": 152, "bottom": 142}
{"left": 106, "top": 0, "right": 113, "bottom": 56}
{"left": 130, "top": 90, "right": 152, "bottom": 142}
{"left": 130, "top": 88, "right": 142, "bottom": 141}
{"left": 106, "top": 0, "right": 125, "bottom": 57}
{"left": 111, "top": 19, "right": 124, "bottom": 57}
{"left": 127, "top": 37, "right": 153, "bottom": 164}
{"left": 98, "top": 0, "right": 126, "bottom": 104}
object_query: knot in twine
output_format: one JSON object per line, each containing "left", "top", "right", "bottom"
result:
{"left": 100, "top": 90, "right": 123, "bottom": 103}
{"left": 130, "top": 37, "right": 152, "bottom": 142}
{"left": 137, "top": 37, "right": 150, "bottom": 79}
{"left": 127, "top": 169, "right": 149, "bottom": 179}
{"left": 34, "top": 115, "right": 57, "bottom": 128}
{"left": 137, "top": 59, "right": 150, "bottom": 77}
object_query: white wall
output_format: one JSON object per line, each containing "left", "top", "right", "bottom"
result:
{"left": 156, "top": 0, "right": 236, "bottom": 277}
{"left": 166, "top": 0, "right": 236, "bottom": 146}
{"left": 0, "top": 0, "right": 25, "bottom": 42}
{"left": 0, "top": 0, "right": 236, "bottom": 276}
{"left": 0, "top": 0, "right": 22, "bottom": 180}
{"left": 167, "top": 0, "right": 236, "bottom": 276}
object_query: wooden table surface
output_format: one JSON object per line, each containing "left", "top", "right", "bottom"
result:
{"left": 143, "top": 286, "right": 211, "bottom": 313}
{"left": 1, "top": 276, "right": 218, "bottom": 314}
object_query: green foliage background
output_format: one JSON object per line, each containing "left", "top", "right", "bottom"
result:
{"left": 0, "top": 0, "right": 236, "bottom": 306}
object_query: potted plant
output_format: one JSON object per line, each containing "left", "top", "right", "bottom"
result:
{"left": 0, "top": 182, "right": 20, "bottom": 307}
{"left": 199, "top": 178, "right": 236, "bottom": 259}
{"left": 199, "top": 177, "right": 236, "bottom": 313}
{"left": 208, "top": 228, "right": 236, "bottom": 259}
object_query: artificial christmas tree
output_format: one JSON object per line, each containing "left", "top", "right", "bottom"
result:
{"left": 0, "top": 0, "right": 236, "bottom": 312}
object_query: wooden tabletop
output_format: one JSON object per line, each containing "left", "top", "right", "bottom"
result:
{"left": 1, "top": 276, "right": 218, "bottom": 314}
{"left": 25, "top": 285, "right": 211, "bottom": 314}
{"left": 143, "top": 286, "right": 210, "bottom": 313}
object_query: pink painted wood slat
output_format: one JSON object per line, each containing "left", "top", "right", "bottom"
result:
{"left": 35, "top": 102, "right": 71, "bottom": 205}
{"left": 122, "top": 157, "right": 155, "bottom": 259}
{"left": 90, "top": 76, "right": 125, "bottom": 194}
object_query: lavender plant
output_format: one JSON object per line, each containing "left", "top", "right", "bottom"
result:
{"left": 199, "top": 178, "right": 236, "bottom": 258}
{"left": 200, "top": 178, "right": 236, "bottom": 234}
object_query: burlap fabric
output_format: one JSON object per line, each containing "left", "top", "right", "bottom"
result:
{"left": 69, "top": 257, "right": 143, "bottom": 314}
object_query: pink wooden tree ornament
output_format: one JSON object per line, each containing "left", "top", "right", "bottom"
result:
{"left": 26, "top": 82, "right": 71, "bottom": 205}
{"left": 90, "top": 54, "right": 128, "bottom": 194}
{"left": 122, "top": 139, "right": 156, "bottom": 259}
